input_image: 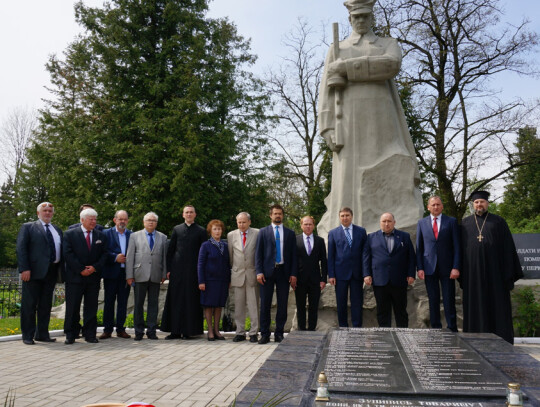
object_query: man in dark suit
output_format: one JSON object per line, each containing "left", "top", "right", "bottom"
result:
{"left": 255, "top": 204, "right": 297, "bottom": 344}
{"left": 63, "top": 208, "right": 108, "bottom": 344}
{"left": 295, "top": 216, "right": 327, "bottom": 331}
{"left": 16, "top": 202, "right": 63, "bottom": 345}
{"left": 327, "top": 207, "right": 367, "bottom": 327}
{"left": 363, "top": 212, "right": 416, "bottom": 327}
{"left": 416, "top": 196, "right": 461, "bottom": 331}
{"left": 100, "top": 210, "right": 132, "bottom": 339}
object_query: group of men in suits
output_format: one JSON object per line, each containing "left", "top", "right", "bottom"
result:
{"left": 17, "top": 196, "right": 464, "bottom": 345}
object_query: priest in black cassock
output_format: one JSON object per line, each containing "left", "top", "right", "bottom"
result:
{"left": 161, "top": 205, "right": 207, "bottom": 339}
{"left": 460, "top": 191, "right": 523, "bottom": 344}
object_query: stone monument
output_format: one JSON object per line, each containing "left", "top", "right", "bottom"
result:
{"left": 317, "top": 0, "right": 423, "bottom": 239}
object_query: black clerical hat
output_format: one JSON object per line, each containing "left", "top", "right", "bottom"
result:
{"left": 470, "top": 190, "right": 490, "bottom": 201}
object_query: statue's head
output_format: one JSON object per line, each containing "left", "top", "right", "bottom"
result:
{"left": 344, "top": 0, "right": 375, "bottom": 35}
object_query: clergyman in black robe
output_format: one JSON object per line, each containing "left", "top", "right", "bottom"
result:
{"left": 460, "top": 191, "right": 523, "bottom": 344}
{"left": 160, "top": 206, "right": 207, "bottom": 339}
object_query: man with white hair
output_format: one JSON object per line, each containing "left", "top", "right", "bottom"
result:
{"left": 126, "top": 212, "right": 168, "bottom": 341}
{"left": 63, "top": 208, "right": 108, "bottom": 344}
{"left": 16, "top": 202, "right": 63, "bottom": 345}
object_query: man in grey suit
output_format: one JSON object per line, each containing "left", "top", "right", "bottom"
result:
{"left": 228, "top": 212, "right": 260, "bottom": 343}
{"left": 16, "top": 202, "right": 63, "bottom": 345}
{"left": 126, "top": 212, "right": 167, "bottom": 341}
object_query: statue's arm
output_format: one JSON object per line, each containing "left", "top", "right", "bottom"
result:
{"left": 345, "top": 38, "right": 402, "bottom": 82}
{"left": 319, "top": 46, "right": 340, "bottom": 152}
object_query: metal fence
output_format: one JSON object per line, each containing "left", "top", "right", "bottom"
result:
{"left": 0, "top": 269, "right": 66, "bottom": 318}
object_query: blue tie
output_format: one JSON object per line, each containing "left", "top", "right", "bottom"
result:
{"left": 345, "top": 227, "right": 352, "bottom": 248}
{"left": 45, "top": 224, "right": 56, "bottom": 263}
{"left": 275, "top": 226, "right": 281, "bottom": 263}
{"left": 149, "top": 234, "right": 154, "bottom": 251}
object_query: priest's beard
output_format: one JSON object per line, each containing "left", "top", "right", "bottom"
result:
{"left": 475, "top": 208, "right": 487, "bottom": 216}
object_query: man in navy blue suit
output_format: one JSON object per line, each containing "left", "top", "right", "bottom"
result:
{"left": 100, "top": 210, "right": 132, "bottom": 339}
{"left": 363, "top": 213, "right": 415, "bottom": 328}
{"left": 255, "top": 204, "right": 297, "bottom": 344}
{"left": 416, "top": 196, "right": 461, "bottom": 331}
{"left": 327, "top": 207, "right": 367, "bottom": 327}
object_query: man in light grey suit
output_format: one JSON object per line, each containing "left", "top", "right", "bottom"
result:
{"left": 126, "top": 212, "right": 167, "bottom": 341}
{"left": 228, "top": 212, "right": 260, "bottom": 343}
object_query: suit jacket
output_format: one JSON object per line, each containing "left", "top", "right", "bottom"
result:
{"left": 63, "top": 227, "right": 108, "bottom": 284}
{"left": 198, "top": 240, "right": 231, "bottom": 284}
{"left": 16, "top": 220, "right": 63, "bottom": 280}
{"left": 296, "top": 234, "right": 328, "bottom": 285}
{"left": 125, "top": 230, "right": 167, "bottom": 283}
{"left": 416, "top": 214, "right": 461, "bottom": 276}
{"left": 327, "top": 224, "right": 367, "bottom": 281}
{"left": 102, "top": 227, "right": 132, "bottom": 279}
{"left": 227, "top": 227, "right": 259, "bottom": 287}
{"left": 255, "top": 224, "right": 297, "bottom": 279}
{"left": 363, "top": 229, "right": 416, "bottom": 287}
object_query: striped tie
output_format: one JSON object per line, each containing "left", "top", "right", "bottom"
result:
{"left": 345, "top": 227, "right": 352, "bottom": 247}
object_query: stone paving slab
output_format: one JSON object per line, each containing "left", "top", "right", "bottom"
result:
{"left": 0, "top": 331, "right": 277, "bottom": 407}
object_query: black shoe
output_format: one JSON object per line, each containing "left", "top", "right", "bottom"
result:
{"left": 274, "top": 335, "right": 283, "bottom": 343}
{"left": 35, "top": 337, "right": 56, "bottom": 343}
{"left": 249, "top": 335, "right": 258, "bottom": 343}
{"left": 258, "top": 335, "right": 270, "bottom": 344}
{"left": 134, "top": 334, "right": 143, "bottom": 341}
{"left": 165, "top": 334, "right": 181, "bottom": 340}
{"left": 147, "top": 333, "right": 158, "bottom": 340}
{"left": 85, "top": 338, "right": 99, "bottom": 343}
{"left": 64, "top": 338, "right": 75, "bottom": 345}
{"left": 182, "top": 335, "right": 193, "bottom": 340}
{"left": 233, "top": 335, "right": 246, "bottom": 342}
{"left": 23, "top": 339, "right": 35, "bottom": 345}
{"left": 207, "top": 334, "right": 215, "bottom": 341}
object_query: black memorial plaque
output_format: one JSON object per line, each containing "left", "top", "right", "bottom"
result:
{"left": 513, "top": 233, "right": 540, "bottom": 279}
{"left": 312, "top": 328, "right": 508, "bottom": 398}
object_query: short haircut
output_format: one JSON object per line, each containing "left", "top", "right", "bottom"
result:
{"left": 236, "top": 211, "right": 251, "bottom": 220}
{"left": 37, "top": 202, "right": 54, "bottom": 213}
{"left": 381, "top": 212, "right": 395, "bottom": 220}
{"left": 269, "top": 204, "right": 284, "bottom": 215}
{"left": 183, "top": 205, "right": 196, "bottom": 212}
{"left": 207, "top": 219, "right": 225, "bottom": 235}
{"left": 114, "top": 210, "right": 129, "bottom": 218}
{"left": 428, "top": 195, "right": 443, "bottom": 205}
{"left": 79, "top": 203, "right": 95, "bottom": 212}
{"left": 339, "top": 207, "right": 353, "bottom": 216}
{"left": 80, "top": 208, "right": 98, "bottom": 220}
{"left": 143, "top": 212, "right": 159, "bottom": 222}
{"left": 301, "top": 215, "right": 316, "bottom": 225}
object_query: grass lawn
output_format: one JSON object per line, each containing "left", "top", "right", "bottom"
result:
{"left": 0, "top": 317, "right": 64, "bottom": 336}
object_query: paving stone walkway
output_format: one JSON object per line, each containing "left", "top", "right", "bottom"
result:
{"left": 0, "top": 330, "right": 277, "bottom": 407}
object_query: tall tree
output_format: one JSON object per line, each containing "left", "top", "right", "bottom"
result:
{"left": 17, "top": 0, "right": 270, "bottom": 232}
{"left": 498, "top": 126, "right": 540, "bottom": 232}
{"left": 0, "top": 177, "right": 17, "bottom": 267}
{"left": 264, "top": 20, "right": 332, "bottom": 224}
{"left": 377, "top": 0, "right": 539, "bottom": 219}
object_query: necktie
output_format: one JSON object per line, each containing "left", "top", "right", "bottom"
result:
{"left": 86, "top": 231, "right": 91, "bottom": 251}
{"left": 45, "top": 224, "right": 56, "bottom": 262}
{"left": 275, "top": 226, "right": 281, "bottom": 263}
{"left": 307, "top": 235, "right": 312, "bottom": 255}
{"left": 345, "top": 227, "right": 352, "bottom": 247}
{"left": 433, "top": 217, "right": 439, "bottom": 240}
{"left": 386, "top": 234, "right": 394, "bottom": 252}
{"left": 242, "top": 232, "right": 246, "bottom": 248}
{"left": 149, "top": 234, "right": 155, "bottom": 250}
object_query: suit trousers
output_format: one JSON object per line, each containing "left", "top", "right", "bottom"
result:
{"left": 234, "top": 283, "right": 259, "bottom": 336}
{"left": 259, "top": 266, "right": 290, "bottom": 337}
{"left": 294, "top": 282, "right": 321, "bottom": 330}
{"left": 335, "top": 278, "right": 363, "bottom": 327}
{"left": 20, "top": 263, "right": 58, "bottom": 341}
{"left": 373, "top": 283, "right": 408, "bottom": 328}
{"left": 64, "top": 279, "right": 100, "bottom": 340}
{"left": 103, "top": 276, "right": 131, "bottom": 333}
{"left": 133, "top": 281, "right": 160, "bottom": 335}
{"left": 425, "top": 266, "right": 457, "bottom": 331}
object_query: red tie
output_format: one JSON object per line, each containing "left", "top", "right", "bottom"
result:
{"left": 433, "top": 218, "right": 438, "bottom": 240}
{"left": 242, "top": 232, "right": 246, "bottom": 248}
{"left": 86, "top": 231, "right": 91, "bottom": 250}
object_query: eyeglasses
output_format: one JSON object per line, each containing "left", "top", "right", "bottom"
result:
{"left": 40, "top": 202, "right": 54, "bottom": 208}
{"left": 144, "top": 219, "right": 158, "bottom": 223}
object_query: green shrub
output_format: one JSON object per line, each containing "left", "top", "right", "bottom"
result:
{"left": 513, "top": 285, "right": 540, "bottom": 337}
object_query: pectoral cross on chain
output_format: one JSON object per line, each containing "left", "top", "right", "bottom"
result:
{"left": 477, "top": 234, "right": 483, "bottom": 242}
